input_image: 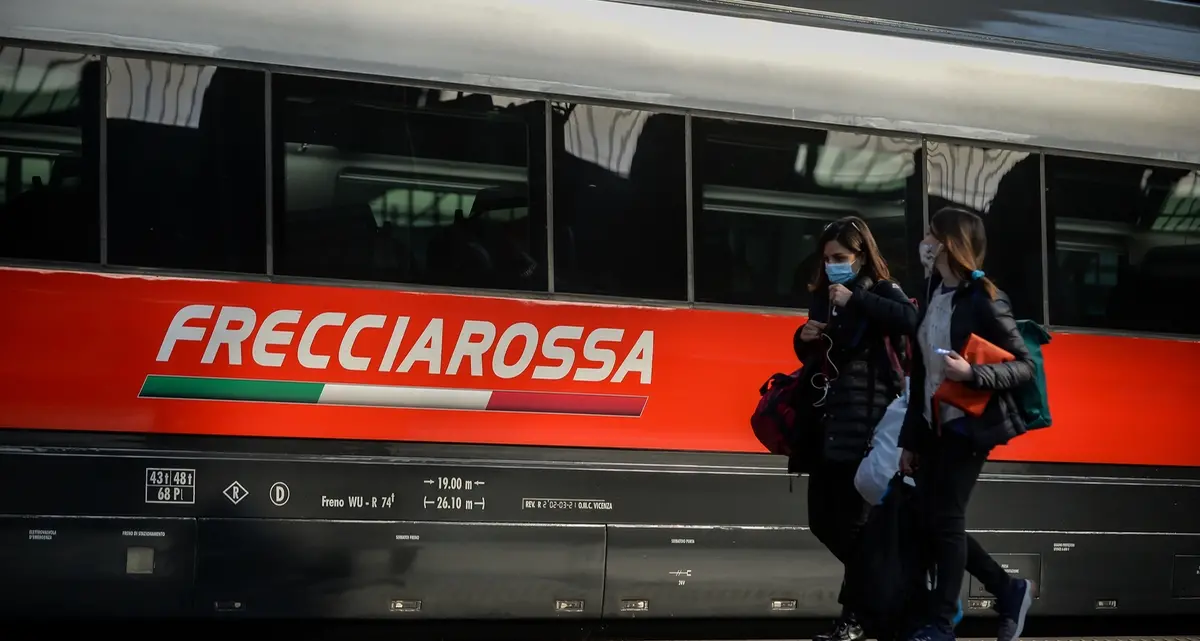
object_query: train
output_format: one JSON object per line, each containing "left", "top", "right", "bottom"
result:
{"left": 1, "top": 0, "right": 1200, "bottom": 626}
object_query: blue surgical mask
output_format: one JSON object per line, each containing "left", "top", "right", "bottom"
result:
{"left": 825, "top": 261, "right": 856, "bottom": 284}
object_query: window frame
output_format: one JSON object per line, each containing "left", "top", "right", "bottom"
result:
{"left": 0, "top": 44, "right": 102, "bottom": 265}
{"left": 270, "top": 73, "right": 549, "bottom": 293}
{"left": 1041, "top": 152, "right": 1200, "bottom": 336}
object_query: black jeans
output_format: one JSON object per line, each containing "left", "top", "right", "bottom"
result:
{"left": 915, "top": 431, "right": 1013, "bottom": 628}
{"left": 808, "top": 460, "right": 871, "bottom": 617}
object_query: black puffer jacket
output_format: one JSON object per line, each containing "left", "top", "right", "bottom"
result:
{"left": 789, "top": 276, "right": 917, "bottom": 470}
{"left": 898, "top": 275, "right": 1035, "bottom": 454}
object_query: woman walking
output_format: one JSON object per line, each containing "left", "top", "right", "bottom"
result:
{"left": 899, "top": 207, "right": 1037, "bottom": 641}
{"left": 793, "top": 216, "right": 918, "bottom": 641}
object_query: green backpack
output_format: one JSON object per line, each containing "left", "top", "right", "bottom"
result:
{"left": 1014, "top": 320, "right": 1052, "bottom": 429}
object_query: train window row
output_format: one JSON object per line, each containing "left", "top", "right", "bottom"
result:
{"left": 2, "top": 47, "right": 1199, "bottom": 335}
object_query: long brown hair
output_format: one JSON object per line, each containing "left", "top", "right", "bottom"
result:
{"left": 808, "top": 215, "right": 892, "bottom": 292}
{"left": 929, "top": 206, "right": 998, "bottom": 299}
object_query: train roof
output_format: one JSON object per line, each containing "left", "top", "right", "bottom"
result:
{"left": 640, "top": 0, "right": 1200, "bottom": 73}
{"left": 2, "top": 0, "right": 1199, "bottom": 164}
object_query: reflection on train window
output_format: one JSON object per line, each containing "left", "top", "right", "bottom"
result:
{"left": 926, "top": 141, "right": 1044, "bottom": 322}
{"left": 0, "top": 46, "right": 100, "bottom": 263}
{"left": 551, "top": 104, "right": 686, "bottom": 300}
{"left": 1045, "top": 155, "right": 1200, "bottom": 334}
{"left": 106, "top": 58, "right": 266, "bottom": 272}
{"left": 275, "top": 77, "right": 546, "bottom": 292}
{"left": 693, "top": 119, "right": 922, "bottom": 308}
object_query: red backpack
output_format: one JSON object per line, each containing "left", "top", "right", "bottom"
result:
{"left": 751, "top": 338, "right": 836, "bottom": 458}
{"left": 750, "top": 368, "right": 811, "bottom": 457}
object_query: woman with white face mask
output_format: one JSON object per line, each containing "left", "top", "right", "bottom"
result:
{"left": 792, "top": 215, "right": 918, "bottom": 641}
{"left": 900, "top": 207, "right": 1037, "bottom": 641}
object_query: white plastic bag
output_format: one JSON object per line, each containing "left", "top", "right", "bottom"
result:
{"left": 855, "top": 378, "right": 916, "bottom": 505}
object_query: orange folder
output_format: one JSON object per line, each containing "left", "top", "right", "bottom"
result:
{"left": 933, "top": 333, "right": 1014, "bottom": 417}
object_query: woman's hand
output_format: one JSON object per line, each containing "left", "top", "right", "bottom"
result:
{"left": 944, "top": 351, "right": 973, "bottom": 382}
{"left": 900, "top": 448, "right": 917, "bottom": 475}
{"left": 799, "top": 320, "right": 826, "bottom": 342}
{"left": 829, "top": 284, "right": 852, "bottom": 308}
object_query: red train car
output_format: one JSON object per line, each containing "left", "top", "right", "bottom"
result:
{"left": 1, "top": 0, "right": 1200, "bottom": 626}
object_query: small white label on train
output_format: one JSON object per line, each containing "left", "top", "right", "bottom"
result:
{"left": 521, "top": 498, "right": 613, "bottom": 510}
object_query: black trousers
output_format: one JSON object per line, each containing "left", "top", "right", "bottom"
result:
{"left": 915, "top": 431, "right": 1013, "bottom": 627}
{"left": 808, "top": 460, "right": 871, "bottom": 616}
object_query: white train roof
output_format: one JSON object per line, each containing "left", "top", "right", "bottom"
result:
{"left": 2, "top": 0, "right": 1199, "bottom": 163}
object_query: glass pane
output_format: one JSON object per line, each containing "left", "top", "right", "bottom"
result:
{"left": 926, "top": 141, "right": 1044, "bottom": 322}
{"left": 694, "top": 119, "right": 922, "bottom": 308}
{"left": 551, "top": 104, "right": 686, "bottom": 300}
{"left": 1046, "top": 155, "right": 1199, "bottom": 334}
{"left": 106, "top": 58, "right": 267, "bottom": 272}
{"left": 275, "top": 78, "right": 546, "bottom": 292}
{"left": 0, "top": 46, "right": 100, "bottom": 263}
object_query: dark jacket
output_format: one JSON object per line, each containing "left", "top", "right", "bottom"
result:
{"left": 898, "top": 274, "right": 1036, "bottom": 454}
{"left": 789, "top": 276, "right": 917, "bottom": 469}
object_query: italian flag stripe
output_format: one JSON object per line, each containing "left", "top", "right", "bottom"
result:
{"left": 139, "top": 375, "right": 646, "bottom": 417}
{"left": 139, "top": 374, "right": 325, "bottom": 403}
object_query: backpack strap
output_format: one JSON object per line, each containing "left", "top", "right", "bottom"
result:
{"left": 882, "top": 336, "right": 905, "bottom": 377}
{"left": 875, "top": 288, "right": 916, "bottom": 379}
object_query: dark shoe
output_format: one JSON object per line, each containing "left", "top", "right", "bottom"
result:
{"left": 906, "top": 624, "right": 956, "bottom": 641}
{"left": 814, "top": 615, "right": 866, "bottom": 641}
{"left": 996, "top": 578, "right": 1034, "bottom": 641}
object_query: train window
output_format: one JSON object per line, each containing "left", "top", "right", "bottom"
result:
{"left": 693, "top": 119, "right": 923, "bottom": 308}
{"left": 1045, "top": 155, "right": 1200, "bottom": 334}
{"left": 105, "top": 58, "right": 266, "bottom": 273}
{"left": 926, "top": 141, "right": 1044, "bottom": 322}
{"left": 551, "top": 104, "right": 686, "bottom": 300}
{"left": 274, "top": 76, "right": 547, "bottom": 292}
{"left": 0, "top": 46, "right": 101, "bottom": 263}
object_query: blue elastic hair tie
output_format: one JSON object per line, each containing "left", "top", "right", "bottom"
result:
{"left": 971, "top": 269, "right": 986, "bottom": 280}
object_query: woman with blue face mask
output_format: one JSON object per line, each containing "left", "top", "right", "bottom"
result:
{"left": 793, "top": 215, "right": 919, "bottom": 641}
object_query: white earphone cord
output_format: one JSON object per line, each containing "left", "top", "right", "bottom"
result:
{"left": 810, "top": 332, "right": 839, "bottom": 407}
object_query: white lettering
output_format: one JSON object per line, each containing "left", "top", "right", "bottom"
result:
{"left": 398, "top": 319, "right": 443, "bottom": 374}
{"left": 339, "top": 314, "right": 387, "bottom": 371}
{"left": 252, "top": 309, "right": 301, "bottom": 367}
{"left": 493, "top": 322, "right": 538, "bottom": 380}
{"left": 298, "top": 312, "right": 347, "bottom": 369}
{"left": 612, "top": 330, "right": 654, "bottom": 384}
{"left": 161, "top": 305, "right": 656, "bottom": 384}
{"left": 378, "top": 316, "right": 410, "bottom": 372}
{"left": 447, "top": 320, "right": 496, "bottom": 376}
{"left": 533, "top": 325, "right": 583, "bottom": 380}
{"left": 121, "top": 530, "right": 167, "bottom": 538}
{"left": 201, "top": 306, "right": 256, "bottom": 365}
{"left": 574, "top": 328, "right": 624, "bottom": 382}
{"left": 156, "top": 304, "right": 214, "bottom": 362}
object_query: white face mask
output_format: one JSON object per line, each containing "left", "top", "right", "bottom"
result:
{"left": 919, "top": 242, "right": 941, "bottom": 274}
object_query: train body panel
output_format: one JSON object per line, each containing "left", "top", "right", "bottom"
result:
{"left": 3, "top": 0, "right": 1200, "bottom": 625}
{"left": 2, "top": 432, "right": 1200, "bottom": 620}
{"left": 0, "top": 266, "right": 1197, "bottom": 468}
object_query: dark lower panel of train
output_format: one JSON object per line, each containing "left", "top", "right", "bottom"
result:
{"left": 1, "top": 434, "right": 1200, "bottom": 620}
